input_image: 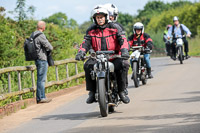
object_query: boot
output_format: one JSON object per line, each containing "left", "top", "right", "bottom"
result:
{"left": 119, "top": 91, "right": 130, "bottom": 104}
{"left": 86, "top": 91, "right": 95, "bottom": 104}
{"left": 147, "top": 67, "right": 153, "bottom": 79}
{"left": 124, "top": 88, "right": 128, "bottom": 95}
{"left": 171, "top": 54, "right": 176, "bottom": 60}
{"left": 185, "top": 52, "right": 190, "bottom": 59}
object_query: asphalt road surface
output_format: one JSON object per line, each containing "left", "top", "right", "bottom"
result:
{"left": 2, "top": 57, "right": 200, "bottom": 133}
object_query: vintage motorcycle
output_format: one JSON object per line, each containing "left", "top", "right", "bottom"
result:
{"left": 89, "top": 51, "right": 122, "bottom": 117}
{"left": 174, "top": 35, "right": 185, "bottom": 64}
{"left": 130, "top": 46, "right": 150, "bottom": 87}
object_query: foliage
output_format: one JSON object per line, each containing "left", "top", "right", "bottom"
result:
{"left": 79, "top": 20, "right": 93, "bottom": 34}
{"left": 137, "top": 0, "right": 192, "bottom": 26}
{"left": 43, "top": 12, "right": 68, "bottom": 28}
{"left": 11, "top": 0, "right": 36, "bottom": 22}
{"left": 188, "top": 36, "right": 200, "bottom": 56}
{"left": 146, "top": 2, "right": 200, "bottom": 37}
{"left": 43, "top": 12, "right": 79, "bottom": 29}
{"left": 0, "top": 2, "right": 84, "bottom": 107}
{"left": 117, "top": 12, "right": 135, "bottom": 36}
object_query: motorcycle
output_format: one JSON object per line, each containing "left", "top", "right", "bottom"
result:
{"left": 130, "top": 46, "right": 149, "bottom": 88}
{"left": 90, "top": 51, "right": 122, "bottom": 117}
{"left": 174, "top": 35, "right": 185, "bottom": 64}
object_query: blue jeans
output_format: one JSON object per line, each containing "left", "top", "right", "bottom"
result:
{"left": 35, "top": 60, "right": 48, "bottom": 101}
{"left": 130, "top": 54, "right": 151, "bottom": 68}
{"left": 144, "top": 54, "right": 151, "bottom": 68}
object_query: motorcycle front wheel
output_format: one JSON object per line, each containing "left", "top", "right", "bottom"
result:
{"left": 178, "top": 46, "right": 183, "bottom": 64}
{"left": 97, "top": 78, "right": 108, "bottom": 117}
{"left": 132, "top": 62, "right": 139, "bottom": 87}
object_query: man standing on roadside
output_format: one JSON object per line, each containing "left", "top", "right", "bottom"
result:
{"left": 32, "top": 21, "right": 53, "bottom": 103}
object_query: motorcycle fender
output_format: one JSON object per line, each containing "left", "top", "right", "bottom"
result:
{"left": 131, "top": 58, "right": 139, "bottom": 62}
{"left": 97, "top": 71, "right": 105, "bottom": 78}
{"left": 130, "top": 50, "right": 140, "bottom": 62}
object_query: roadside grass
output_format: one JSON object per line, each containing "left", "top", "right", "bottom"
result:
{"left": 188, "top": 36, "right": 200, "bottom": 56}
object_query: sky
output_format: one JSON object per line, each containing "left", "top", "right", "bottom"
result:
{"left": 1, "top": 0, "right": 198, "bottom": 24}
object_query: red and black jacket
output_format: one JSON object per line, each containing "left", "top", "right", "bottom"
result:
{"left": 79, "top": 22, "right": 129, "bottom": 55}
{"left": 128, "top": 33, "right": 153, "bottom": 49}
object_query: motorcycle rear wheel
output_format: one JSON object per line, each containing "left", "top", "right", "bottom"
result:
{"left": 142, "top": 73, "right": 147, "bottom": 85}
{"left": 97, "top": 78, "right": 108, "bottom": 117}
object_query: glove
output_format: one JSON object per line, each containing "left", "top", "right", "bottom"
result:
{"left": 121, "top": 48, "right": 130, "bottom": 60}
{"left": 75, "top": 50, "right": 85, "bottom": 61}
{"left": 144, "top": 47, "right": 151, "bottom": 54}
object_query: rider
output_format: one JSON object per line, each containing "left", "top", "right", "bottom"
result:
{"left": 103, "top": 3, "right": 129, "bottom": 92}
{"left": 128, "top": 22, "right": 153, "bottom": 79}
{"left": 163, "top": 25, "right": 172, "bottom": 56}
{"left": 75, "top": 6, "right": 130, "bottom": 104}
{"left": 103, "top": 3, "right": 124, "bottom": 31}
{"left": 167, "top": 16, "right": 191, "bottom": 59}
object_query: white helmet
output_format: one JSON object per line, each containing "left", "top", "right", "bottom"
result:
{"left": 91, "top": 6, "right": 109, "bottom": 24}
{"left": 173, "top": 16, "right": 179, "bottom": 22}
{"left": 104, "top": 3, "right": 118, "bottom": 22}
{"left": 133, "top": 22, "right": 144, "bottom": 34}
{"left": 93, "top": 4, "right": 104, "bottom": 9}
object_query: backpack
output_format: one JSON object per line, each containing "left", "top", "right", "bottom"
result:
{"left": 172, "top": 24, "right": 185, "bottom": 39}
{"left": 24, "top": 33, "right": 43, "bottom": 61}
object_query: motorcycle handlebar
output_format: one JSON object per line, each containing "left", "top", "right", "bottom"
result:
{"left": 169, "top": 35, "right": 186, "bottom": 39}
{"left": 131, "top": 46, "right": 143, "bottom": 49}
{"left": 96, "top": 51, "right": 115, "bottom": 55}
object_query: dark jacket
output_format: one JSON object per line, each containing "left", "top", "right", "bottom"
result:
{"left": 79, "top": 22, "right": 129, "bottom": 55}
{"left": 128, "top": 33, "right": 153, "bottom": 49}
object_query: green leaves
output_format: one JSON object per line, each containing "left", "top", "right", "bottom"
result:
{"left": 146, "top": 2, "right": 200, "bottom": 37}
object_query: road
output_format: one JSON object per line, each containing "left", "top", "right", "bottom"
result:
{"left": 1, "top": 57, "right": 200, "bottom": 133}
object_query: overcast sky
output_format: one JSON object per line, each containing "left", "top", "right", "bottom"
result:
{"left": 1, "top": 0, "right": 197, "bottom": 24}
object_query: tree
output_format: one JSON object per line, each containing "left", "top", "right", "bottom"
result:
{"left": 78, "top": 20, "right": 92, "bottom": 34}
{"left": 43, "top": 12, "right": 68, "bottom": 28}
{"left": 137, "top": 1, "right": 167, "bottom": 25}
{"left": 13, "top": 0, "right": 35, "bottom": 22}
{"left": 136, "top": 0, "right": 193, "bottom": 26}
{"left": 117, "top": 12, "right": 134, "bottom": 36}
{"left": 68, "top": 18, "right": 78, "bottom": 29}
{"left": 15, "top": 0, "right": 27, "bottom": 21}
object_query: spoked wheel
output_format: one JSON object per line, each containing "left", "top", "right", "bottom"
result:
{"left": 97, "top": 78, "right": 108, "bottom": 117}
{"left": 141, "top": 61, "right": 147, "bottom": 85}
{"left": 142, "top": 72, "right": 147, "bottom": 85}
{"left": 178, "top": 46, "right": 183, "bottom": 64}
{"left": 132, "top": 62, "right": 139, "bottom": 87}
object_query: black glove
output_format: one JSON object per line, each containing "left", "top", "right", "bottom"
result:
{"left": 75, "top": 50, "right": 85, "bottom": 61}
{"left": 144, "top": 47, "right": 151, "bottom": 54}
{"left": 121, "top": 48, "right": 130, "bottom": 59}
{"left": 146, "top": 42, "right": 153, "bottom": 50}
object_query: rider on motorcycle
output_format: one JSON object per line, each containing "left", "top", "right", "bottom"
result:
{"left": 163, "top": 25, "right": 172, "bottom": 56}
{"left": 128, "top": 22, "right": 153, "bottom": 79}
{"left": 167, "top": 16, "right": 191, "bottom": 60}
{"left": 75, "top": 6, "right": 130, "bottom": 104}
{"left": 103, "top": 3, "right": 125, "bottom": 31}
{"left": 103, "top": 3, "right": 129, "bottom": 92}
